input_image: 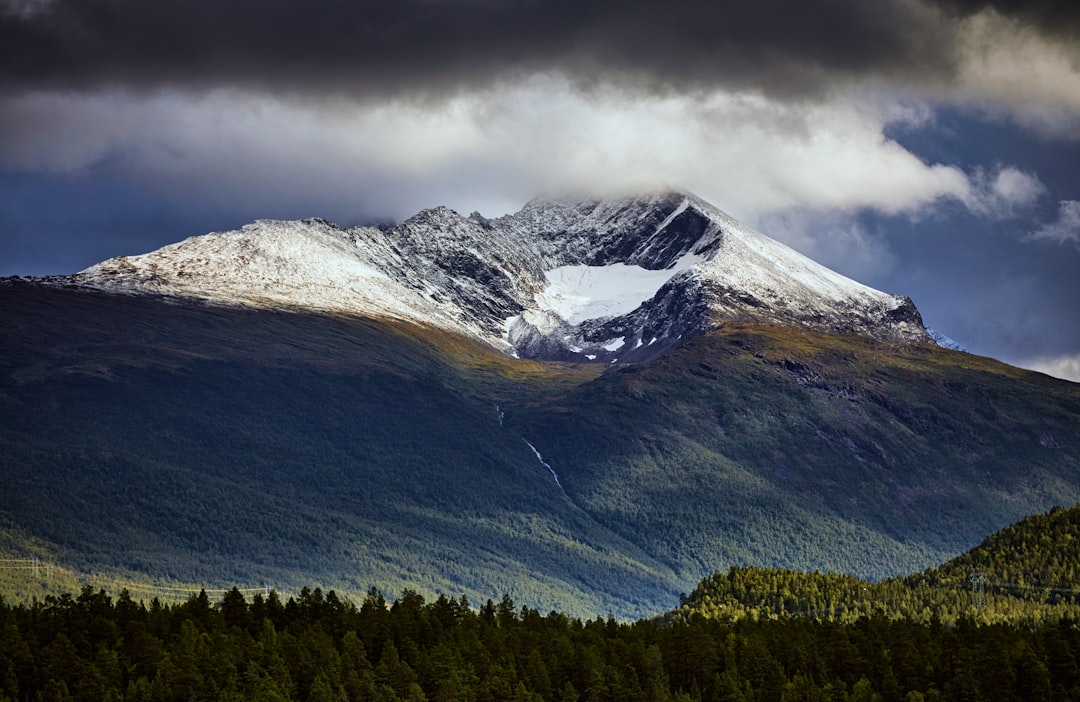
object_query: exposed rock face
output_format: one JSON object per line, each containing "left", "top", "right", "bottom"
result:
{"left": 65, "top": 190, "right": 932, "bottom": 362}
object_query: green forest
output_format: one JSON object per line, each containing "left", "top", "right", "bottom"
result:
{"left": 7, "top": 504, "right": 1080, "bottom": 701}
{"left": 669, "top": 505, "right": 1080, "bottom": 628}
{"left": 5, "top": 584, "right": 1080, "bottom": 702}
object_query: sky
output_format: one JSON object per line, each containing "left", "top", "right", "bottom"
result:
{"left": 2, "top": 0, "right": 1079, "bottom": 381}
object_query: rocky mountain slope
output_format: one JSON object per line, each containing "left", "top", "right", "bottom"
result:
{"left": 67, "top": 191, "right": 931, "bottom": 364}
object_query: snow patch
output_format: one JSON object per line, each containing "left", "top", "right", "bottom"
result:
{"left": 652, "top": 199, "right": 691, "bottom": 237}
{"left": 603, "top": 337, "right": 625, "bottom": 351}
{"left": 928, "top": 328, "right": 968, "bottom": 352}
{"left": 536, "top": 252, "right": 703, "bottom": 325}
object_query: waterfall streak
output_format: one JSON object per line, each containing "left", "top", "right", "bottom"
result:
{"left": 523, "top": 439, "right": 562, "bottom": 488}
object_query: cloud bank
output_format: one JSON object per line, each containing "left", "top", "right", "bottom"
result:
{"left": 1024, "top": 353, "right": 1080, "bottom": 383}
{"left": 0, "top": 83, "right": 1021, "bottom": 225}
{"left": 3, "top": 0, "right": 1077, "bottom": 216}
{"left": 0, "top": 0, "right": 961, "bottom": 97}
{"left": 1, "top": 0, "right": 1077, "bottom": 105}
{"left": 2, "top": 0, "right": 1076, "bottom": 217}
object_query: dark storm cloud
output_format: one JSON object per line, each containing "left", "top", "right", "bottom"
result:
{"left": 928, "top": 0, "right": 1080, "bottom": 36}
{"left": 1, "top": 0, "right": 960, "bottom": 98}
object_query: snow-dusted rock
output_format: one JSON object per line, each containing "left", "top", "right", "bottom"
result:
{"left": 68, "top": 191, "right": 933, "bottom": 362}
{"left": 928, "top": 328, "right": 968, "bottom": 352}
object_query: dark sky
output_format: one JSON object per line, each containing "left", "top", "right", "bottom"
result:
{"left": 2, "top": 0, "right": 1079, "bottom": 379}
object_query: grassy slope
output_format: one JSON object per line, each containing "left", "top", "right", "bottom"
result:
{"left": 2, "top": 281, "right": 1079, "bottom": 618}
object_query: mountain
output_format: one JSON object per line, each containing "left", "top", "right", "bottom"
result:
{"left": 2, "top": 192, "right": 1079, "bottom": 618}
{"left": 68, "top": 191, "right": 930, "bottom": 364}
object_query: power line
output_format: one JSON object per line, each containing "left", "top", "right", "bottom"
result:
{"left": 986, "top": 580, "right": 1080, "bottom": 596}
{"left": 969, "top": 572, "right": 987, "bottom": 610}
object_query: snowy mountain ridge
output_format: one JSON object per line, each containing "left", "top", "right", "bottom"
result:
{"left": 70, "top": 191, "right": 933, "bottom": 362}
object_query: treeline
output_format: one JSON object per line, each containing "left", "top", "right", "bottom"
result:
{"left": 5, "top": 585, "right": 1080, "bottom": 701}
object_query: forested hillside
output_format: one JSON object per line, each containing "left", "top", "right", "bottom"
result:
{"left": 670, "top": 505, "right": 1080, "bottom": 627}
{"left": 3, "top": 281, "right": 1080, "bottom": 618}
{"left": 913, "top": 504, "right": 1080, "bottom": 596}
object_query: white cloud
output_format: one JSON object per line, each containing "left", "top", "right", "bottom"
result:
{"left": 0, "top": 80, "right": 986, "bottom": 225}
{"left": 960, "top": 166, "right": 1046, "bottom": 218}
{"left": 991, "top": 168, "right": 1045, "bottom": 207}
{"left": 1021, "top": 353, "right": 1080, "bottom": 383}
{"left": 1027, "top": 200, "right": 1080, "bottom": 247}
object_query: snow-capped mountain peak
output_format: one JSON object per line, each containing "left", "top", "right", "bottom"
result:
{"left": 69, "top": 191, "right": 933, "bottom": 362}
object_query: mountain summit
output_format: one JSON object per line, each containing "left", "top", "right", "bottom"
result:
{"left": 71, "top": 191, "right": 930, "bottom": 362}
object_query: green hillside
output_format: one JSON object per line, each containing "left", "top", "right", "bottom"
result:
{"left": 669, "top": 504, "right": 1080, "bottom": 627}
{"left": 0, "top": 283, "right": 663, "bottom": 617}
{"left": 2, "top": 280, "right": 1080, "bottom": 617}
{"left": 513, "top": 322, "right": 1080, "bottom": 581}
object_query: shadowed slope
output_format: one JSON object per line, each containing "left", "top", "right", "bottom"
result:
{"left": 2, "top": 280, "right": 1078, "bottom": 617}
